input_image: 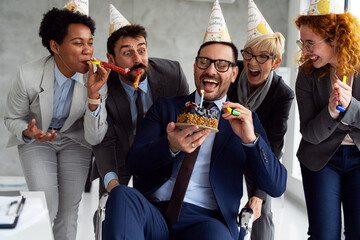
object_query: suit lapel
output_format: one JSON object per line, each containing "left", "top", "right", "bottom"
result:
{"left": 352, "top": 74, "right": 360, "bottom": 99}
{"left": 148, "top": 62, "right": 163, "bottom": 102}
{"left": 211, "top": 113, "right": 233, "bottom": 168}
{"left": 61, "top": 73, "right": 87, "bottom": 131}
{"left": 39, "top": 57, "right": 55, "bottom": 131}
{"left": 109, "top": 72, "right": 134, "bottom": 145}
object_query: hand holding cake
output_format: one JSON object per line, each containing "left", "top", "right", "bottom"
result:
{"left": 167, "top": 121, "right": 211, "bottom": 154}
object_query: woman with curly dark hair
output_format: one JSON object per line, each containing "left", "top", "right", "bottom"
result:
{"left": 295, "top": 1, "right": 360, "bottom": 239}
{"left": 4, "top": 6, "right": 110, "bottom": 240}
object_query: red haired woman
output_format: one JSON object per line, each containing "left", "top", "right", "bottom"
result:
{"left": 295, "top": 11, "right": 360, "bottom": 239}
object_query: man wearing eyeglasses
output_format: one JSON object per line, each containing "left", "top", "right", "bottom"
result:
{"left": 227, "top": 33, "right": 294, "bottom": 240}
{"left": 102, "top": 40, "right": 287, "bottom": 240}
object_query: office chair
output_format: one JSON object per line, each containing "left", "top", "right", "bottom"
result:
{"left": 95, "top": 193, "right": 108, "bottom": 240}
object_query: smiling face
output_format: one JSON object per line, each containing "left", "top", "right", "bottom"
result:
{"left": 107, "top": 36, "right": 148, "bottom": 86}
{"left": 51, "top": 23, "right": 94, "bottom": 78}
{"left": 242, "top": 47, "right": 281, "bottom": 91}
{"left": 299, "top": 24, "right": 337, "bottom": 68}
{"left": 194, "top": 43, "right": 238, "bottom": 101}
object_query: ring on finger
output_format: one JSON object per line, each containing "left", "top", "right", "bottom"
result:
{"left": 192, "top": 143, "right": 195, "bottom": 148}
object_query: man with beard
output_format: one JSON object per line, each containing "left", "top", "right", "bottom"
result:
{"left": 102, "top": 40, "right": 287, "bottom": 240}
{"left": 91, "top": 24, "right": 189, "bottom": 194}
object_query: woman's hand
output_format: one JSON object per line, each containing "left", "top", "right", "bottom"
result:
{"left": 333, "top": 79, "right": 352, "bottom": 110}
{"left": 23, "top": 119, "right": 57, "bottom": 142}
{"left": 87, "top": 58, "right": 111, "bottom": 111}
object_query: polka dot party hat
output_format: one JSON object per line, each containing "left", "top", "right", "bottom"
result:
{"left": 247, "top": 0, "right": 273, "bottom": 41}
{"left": 109, "top": 4, "right": 131, "bottom": 36}
{"left": 64, "top": 0, "right": 88, "bottom": 15}
{"left": 203, "top": 0, "right": 231, "bottom": 43}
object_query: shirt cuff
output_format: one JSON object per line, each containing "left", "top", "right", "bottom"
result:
{"left": 104, "top": 172, "right": 119, "bottom": 189}
{"left": 88, "top": 105, "right": 101, "bottom": 117}
{"left": 242, "top": 134, "right": 259, "bottom": 147}
{"left": 169, "top": 149, "right": 181, "bottom": 158}
{"left": 22, "top": 133, "right": 34, "bottom": 144}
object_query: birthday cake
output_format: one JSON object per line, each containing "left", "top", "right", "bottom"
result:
{"left": 176, "top": 102, "right": 219, "bottom": 131}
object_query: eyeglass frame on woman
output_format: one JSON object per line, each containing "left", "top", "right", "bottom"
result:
{"left": 195, "top": 57, "right": 235, "bottom": 72}
{"left": 240, "top": 50, "right": 275, "bottom": 64}
{"left": 296, "top": 38, "right": 327, "bottom": 52}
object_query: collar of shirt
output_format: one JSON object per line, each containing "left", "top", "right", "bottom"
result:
{"left": 194, "top": 91, "right": 226, "bottom": 112}
{"left": 54, "top": 64, "right": 79, "bottom": 86}
{"left": 119, "top": 74, "right": 149, "bottom": 97}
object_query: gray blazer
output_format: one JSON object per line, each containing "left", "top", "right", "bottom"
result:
{"left": 296, "top": 66, "right": 360, "bottom": 171}
{"left": 4, "top": 56, "right": 107, "bottom": 148}
{"left": 92, "top": 57, "right": 189, "bottom": 185}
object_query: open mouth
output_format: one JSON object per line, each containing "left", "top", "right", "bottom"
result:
{"left": 249, "top": 68, "right": 260, "bottom": 77}
{"left": 203, "top": 78, "right": 219, "bottom": 91}
{"left": 309, "top": 56, "right": 319, "bottom": 62}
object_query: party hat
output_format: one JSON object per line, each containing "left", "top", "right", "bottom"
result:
{"left": 307, "top": 0, "right": 336, "bottom": 15}
{"left": 203, "top": 0, "right": 231, "bottom": 43}
{"left": 247, "top": 0, "right": 273, "bottom": 41}
{"left": 109, "top": 4, "right": 131, "bottom": 36}
{"left": 64, "top": 0, "right": 89, "bottom": 15}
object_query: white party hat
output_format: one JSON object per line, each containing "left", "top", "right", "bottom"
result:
{"left": 203, "top": 0, "right": 231, "bottom": 43}
{"left": 307, "top": 0, "right": 336, "bottom": 15}
{"left": 64, "top": 0, "right": 89, "bottom": 15}
{"left": 109, "top": 4, "right": 131, "bottom": 36}
{"left": 247, "top": 0, "right": 273, "bottom": 41}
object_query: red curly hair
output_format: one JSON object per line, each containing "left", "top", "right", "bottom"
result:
{"left": 295, "top": 12, "right": 360, "bottom": 78}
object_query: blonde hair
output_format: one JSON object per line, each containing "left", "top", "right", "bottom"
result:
{"left": 243, "top": 32, "right": 285, "bottom": 61}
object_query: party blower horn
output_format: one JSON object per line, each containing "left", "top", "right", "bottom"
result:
{"left": 89, "top": 60, "right": 130, "bottom": 74}
{"left": 336, "top": 76, "right": 347, "bottom": 112}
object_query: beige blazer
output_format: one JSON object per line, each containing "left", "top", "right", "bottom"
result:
{"left": 4, "top": 55, "right": 108, "bottom": 148}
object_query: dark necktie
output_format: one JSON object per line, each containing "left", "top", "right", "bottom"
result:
{"left": 164, "top": 101, "right": 215, "bottom": 226}
{"left": 136, "top": 89, "right": 144, "bottom": 133}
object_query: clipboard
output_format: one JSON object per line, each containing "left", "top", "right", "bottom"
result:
{"left": 0, "top": 191, "right": 26, "bottom": 229}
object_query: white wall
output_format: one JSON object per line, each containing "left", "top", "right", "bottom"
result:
{"left": 0, "top": 0, "right": 289, "bottom": 176}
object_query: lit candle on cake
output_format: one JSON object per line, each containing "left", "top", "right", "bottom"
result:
{"left": 199, "top": 89, "right": 205, "bottom": 108}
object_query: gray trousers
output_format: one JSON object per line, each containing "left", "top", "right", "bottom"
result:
{"left": 18, "top": 133, "right": 92, "bottom": 240}
{"left": 244, "top": 167, "right": 274, "bottom": 240}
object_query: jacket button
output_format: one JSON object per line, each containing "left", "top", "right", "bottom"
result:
{"left": 261, "top": 148, "right": 268, "bottom": 163}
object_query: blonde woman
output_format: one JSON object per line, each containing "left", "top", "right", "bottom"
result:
{"left": 228, "top": 32, "right": 294, "bottom": 240}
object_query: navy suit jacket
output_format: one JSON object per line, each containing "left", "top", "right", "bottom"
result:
{"left": 127, "top": 92, "right": 287, "bottom": 239}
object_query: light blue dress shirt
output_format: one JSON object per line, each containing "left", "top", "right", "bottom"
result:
{"left": 150, "top": 92, "right": 259, "bottom": 210}
{"left": 23, "top": 64, "right": 100, "bottom": 143}
{"left": 104, "top": 75, "right": 153, "bottom": 189}
{"left": 49, "top": 65, "right": 79, "bottom": 129}
{"left": 150, "top": 92, "right": 226, "bottom": 210}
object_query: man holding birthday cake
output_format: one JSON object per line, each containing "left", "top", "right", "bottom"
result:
{"left": 103, "top": 1, "right": 286, "bottom": 239}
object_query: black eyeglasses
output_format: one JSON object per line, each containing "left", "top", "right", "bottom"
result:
{"left": 240, "top": 50, "right": 274, "bottom": 64}
{"left": 195, "top": 57, "right": 235, "bottom": 72}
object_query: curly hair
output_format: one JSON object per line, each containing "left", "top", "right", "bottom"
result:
{"left": 295, "top": 12, "right": 360, "bottom": 78}
{"left": 107, "top": 24, "right": 147, "bottom": 56}
{"left": 244, "top": 32, "right": 285, "bottom": 61}
{"left": 39, "top": 8, "right": 96, "bottom": 55}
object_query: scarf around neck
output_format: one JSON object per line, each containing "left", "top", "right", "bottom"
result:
{"left": 236, "top": 68, "right": 273, "bottom": 111}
